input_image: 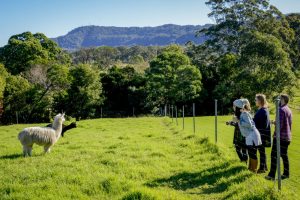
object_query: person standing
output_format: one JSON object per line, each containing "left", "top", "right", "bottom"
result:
{"left": 234, "top": 99, "right": 262, "bottom": 172}
{"left": 266, "top": 94, "right": 292, "bottom": 180}
{"left": 254, "top": 94, "right": 271, "bottom": 173}
{"left": 226, "top": 103, "right": 248, "bottom": 163}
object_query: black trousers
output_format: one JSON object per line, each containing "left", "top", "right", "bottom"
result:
{"left": 268, "top": 138, "right": 290, "bottom": 177}
{"left": 235, "top": 145, "right": 248, "bottom": 162}
{"left": 247, "top": 145, "right": 258, "bottom": 160}
{"left": 258, "top": 145, "right": 267, "bottom": 170}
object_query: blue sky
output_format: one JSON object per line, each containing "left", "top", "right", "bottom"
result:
{"left": 0, "top": 0, "right": 299, "bottom": 46}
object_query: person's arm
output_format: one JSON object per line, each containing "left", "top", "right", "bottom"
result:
{"left": 279, "top": 108, "right": 285, "bottom": 134}
{"left": 262, "top": 109, "right": 270, "bottom": 129}
{"left": 253, "top": 110, "right": 262, "bottom": 129}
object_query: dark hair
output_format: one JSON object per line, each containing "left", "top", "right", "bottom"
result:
{"left": 235, "top": 108, "right": 242, "bottom": 119}
{"left": 280, "top": 94, "right": 289, "bottom": 104}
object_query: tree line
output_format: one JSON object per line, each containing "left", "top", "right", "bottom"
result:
{"left": 0, "top": 0, "right": 299, "bottom": 124}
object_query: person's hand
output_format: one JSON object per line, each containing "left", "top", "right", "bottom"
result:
{"left": 271, "top": 120, "right": 276, "bottom": 125}
{"left": 232, "top": 116, "right": 238, "bottom": 122}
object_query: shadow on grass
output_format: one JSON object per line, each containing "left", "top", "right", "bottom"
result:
{"left": 146, "top": 162, "right": 251, "bottom": 195}
{"left": 0, "top": 153, "right": 23, "bottom": 159}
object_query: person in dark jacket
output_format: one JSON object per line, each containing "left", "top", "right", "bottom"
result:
{"left": 226, "top": 101, "right": 248, "bottom": 163}
{"left": 254, "top": 94, "right": 271, "bottom": 173}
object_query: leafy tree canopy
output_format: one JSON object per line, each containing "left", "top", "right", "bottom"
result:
{"left": 0, "top": 32, "right": 70, "bottom": 75}
{"left": 146, "top": 45, "right": 202, "bottom": 106}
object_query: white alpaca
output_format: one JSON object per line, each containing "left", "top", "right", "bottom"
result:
{"left": 18, "top": 113, "right": 65, "bottom": 156}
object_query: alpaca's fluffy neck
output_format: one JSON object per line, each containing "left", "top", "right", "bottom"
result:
{"left": 52, "top": 119, "right": 63, "bottom": 140}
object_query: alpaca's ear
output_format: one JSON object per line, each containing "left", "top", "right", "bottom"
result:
{"left": 62, "top": 112, "right": 65, "bottom": 117}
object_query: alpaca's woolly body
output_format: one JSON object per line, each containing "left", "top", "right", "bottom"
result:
{"left": 18, "top": 113, "right": 65, "bottom": 156}
{"left": 18, "top": 127, "right": 59, "bottom": 146}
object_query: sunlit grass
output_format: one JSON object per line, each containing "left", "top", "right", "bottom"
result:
{"left": 0, "top": 117, "right": 297, "bottom": 199}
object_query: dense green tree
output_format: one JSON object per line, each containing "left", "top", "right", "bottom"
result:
{"left": 71, "top": 46, "right": 162, "bottom": 70}
{"left": 0, "top": 64, "right": 8, "bottom": 100}
{"left": 24, "top": 63, "right": 70, "bottom": 119}
{"left": 286, "top": 13, "right": 300, "bottom": 71}
{"left": 1, "top": 75, "right": 32, "bottom": 123}
{"left": 213, "top": 32, "right": 296, "bottom": 104}
{"left": 61, "top": 64, "right": 102, "bottom": 120}
{"left": 0, "top": 32, "right": 70, "bottom": 74}
{"left": 188, "top": 0, "right": 298, "bottom": 114}
{"left": 146, "top": 45, "right": 202, "bottom": 108}
{"left": 201, "top": 0, "right": 295, "bottom": 56}
{"left": 101, "top": 66, "right": 147, "bottom": 116}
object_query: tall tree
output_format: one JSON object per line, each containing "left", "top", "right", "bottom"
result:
{"left": 24, "top": 63, "right": 70, "bottom": 120}
{"left": 0, "top": 64, "right": 8, "bottom": 100}
{"left": 146, "top": 45, "right": 202, "bottom": 108}
{"left": 1, "top": 75, "right": 32, "bottom": 123}
{"left": 0, "top": 32, "right": 70, "bottom": 74}
{"left": 188, "top": 0, "right": 298, "bottom": 112}
{"left": 101, "top": 66, "right": 147, "bottom": 116}
{"left": 286, "top": 13, "right": 300, "bottom": 71}
{"left": 62, "top": 64, "right": 102, "bottom": 120}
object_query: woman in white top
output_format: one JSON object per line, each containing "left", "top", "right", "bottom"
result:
{"left": 233, "top": 99, "right": 262, "bottom": 172}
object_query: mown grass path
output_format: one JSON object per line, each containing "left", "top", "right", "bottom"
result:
{"left": 0, "top": 117, "right": 296, "bottom": 199}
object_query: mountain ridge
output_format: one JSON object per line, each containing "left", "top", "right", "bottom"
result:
{"left": 52, "top": 24, "right": 211, "bottom": 50}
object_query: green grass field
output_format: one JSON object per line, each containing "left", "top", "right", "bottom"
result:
{"left": 0, "top": 115, "right": 299, "bottom": 199}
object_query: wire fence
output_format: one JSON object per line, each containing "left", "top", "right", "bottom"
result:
{"left": 164, "top": 99, "right": 300, "bottom": 194}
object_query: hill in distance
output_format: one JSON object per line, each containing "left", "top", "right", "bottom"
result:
{"left": 52, "top": 24, "right": 211, "bottom": 50}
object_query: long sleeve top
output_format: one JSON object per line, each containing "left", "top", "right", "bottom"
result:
{"left": 275, "top": 105, "right": 292, "bottom": 141}
{"left": 253, "top": 107, "right": 271, "bottom": 146}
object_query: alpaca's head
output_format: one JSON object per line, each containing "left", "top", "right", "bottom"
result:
{"left": 54, "top": 113, "right": 66, "bottom": 124}
{"left": 70, "top": 122, "right": 77, "bottom": 128}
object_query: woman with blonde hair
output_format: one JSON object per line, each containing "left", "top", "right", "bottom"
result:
{"left": 254, "top": 94, "right": 271, "bottom": 173}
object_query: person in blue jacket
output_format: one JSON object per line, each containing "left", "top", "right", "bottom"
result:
{"left": 253, "top": 94, "right": 271, "bottom": 173}
{"left": 235, "top": 99, "right": 262, "bottom": 172}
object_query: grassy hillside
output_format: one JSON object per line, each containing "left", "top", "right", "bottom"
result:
{"left": 0, "top": 117, "right": 298, "bottom": 199}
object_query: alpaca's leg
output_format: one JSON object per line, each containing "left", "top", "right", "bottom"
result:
{"left": 44, "top": 145, "right": 51, "bottom": 153}
{"left": 22, "top": 146, "right": 28, "bottom": 157}
{"left": 28, "top": 145, "right": 33, "bottom": 157}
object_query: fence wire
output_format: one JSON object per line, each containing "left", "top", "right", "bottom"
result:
{"left": 166, "top": 100, "right": 299, "bottom": 193}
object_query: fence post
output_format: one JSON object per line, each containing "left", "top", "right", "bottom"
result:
{"left": 16, "top": 111, "right": 19, "bottom": 124}
{"left": 215, "top": 99, "right": 218, "bottom": 144}
{"left": 165, "top": 105, "right": 167, "bottom": 117}
{"left": 171, "top": 105, "right": 174, "bottom": 122}
{"left": 276, "top": 98, "right": 281, "bottom": 190}
{"left": 175, "top": 106, "right": 178, "bottom": 125}
{"left": 193, "top": 103, "right": 195, "bottom": 134}
{"left": 133, "top": 107, "right": 135, "bottom": 117}
{"left": 182, "top": 105, "right": 185, "bottom": 130}
{"left": 101, "top": 107, "right": 103, "bottom": 118}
